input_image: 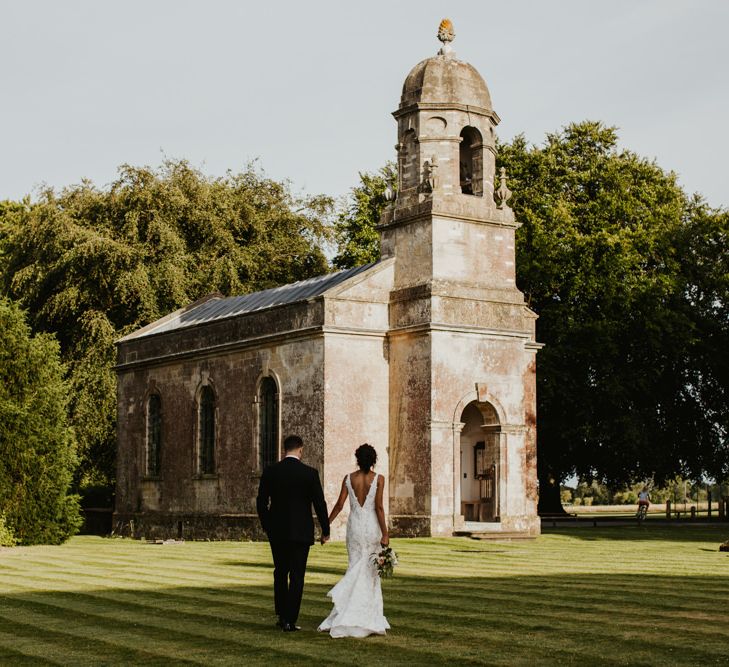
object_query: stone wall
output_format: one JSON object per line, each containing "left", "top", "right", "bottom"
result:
{"left": 387, "top": 330, "right": 432, "bottom": 535}
{"left": 321, "top": 262, "right": 392, "bottom": 540}
{"left": 114, "top": 317, "right": 326, "bottom": 540}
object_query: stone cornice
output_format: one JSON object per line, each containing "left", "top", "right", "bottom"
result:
{"left": 378, "top": 196, "right": 518, "bottom": 230}
{"left": 393, "top": 102, "right": 501, "bottom": 125}
{"left": 500, "top": 424, "right": 528, "bottom": 435}
{"left": 388, "top": 281, "right": 529, "bottom": 308}
{"left": 321, "top": 325, "right": 388, "bottom": 339}
{"left": 116, "top": 320, "right": 540, "bottom": 371}
{"left": 430, "top": 419, "right": 462, "bottom": 431}
{"left": 387, "top": 321, "right": 534, "bottom": 340}
{"left": 115, "top": 323, "right": 392, "bottom": 371}
{"left": 114, "top": 325, "right": 325, "bottom": 371}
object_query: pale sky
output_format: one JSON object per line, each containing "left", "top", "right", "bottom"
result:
{"left": 1, "top": 1, "right": 727, "bottom": 208}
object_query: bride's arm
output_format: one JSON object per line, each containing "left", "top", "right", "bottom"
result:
{"left": 374, "top": 475, "right": 389, "bottom": 546}
{"left": 328, "top": 477, "right": 348, "bottom": 524}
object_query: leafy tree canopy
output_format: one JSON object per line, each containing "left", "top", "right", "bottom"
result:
{"left": 332, "top": 162, "right": 395, "bottom": 269}
{"left": 0, "top": 161, "right": 333, "bottom": 486}
{"left": 335, "top": 122, "right": 728, "bottom": 498}
{"left": 499, "top": 121, "right": 728, "bottom": 494}
{"left": 0, "top": 297, "right": 81, "bottom": 544}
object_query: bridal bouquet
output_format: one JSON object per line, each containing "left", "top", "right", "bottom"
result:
{"left": 372, "top": 546, "right": 398, "bottom": 578}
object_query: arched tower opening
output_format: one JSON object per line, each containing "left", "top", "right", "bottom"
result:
{"left": 459, "top": 126, "right": 483, "bottom": 196}
{"left": 398, "top": 128, "right": 419, "bottom": 192}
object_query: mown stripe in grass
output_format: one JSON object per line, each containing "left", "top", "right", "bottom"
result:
{"left": 2, "top": 529, "right": 728, "bottom": 666}
{"left": 3, "top": 575, "right": 726, "bottom": 666}
{"left": 0, "top": 600, "right": 347, "bottom": 666}
{"left": 0, "top": 614, "right": 203, "bottom": 666}
{"left": 0, "top": 593, "right": 490, "bottom": 666}
{"left": 0, "top": 635, "right": 60, "bottom": 666}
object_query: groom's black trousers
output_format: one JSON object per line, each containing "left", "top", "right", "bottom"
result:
{"left": 270, "top": 540, "right": 310, "bottom": 624}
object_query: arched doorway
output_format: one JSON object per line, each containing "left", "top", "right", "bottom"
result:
{"left": 459, "top": 401, "right": 500, "bottom": 522}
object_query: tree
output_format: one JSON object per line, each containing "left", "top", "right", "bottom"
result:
{"left": 334, "top": 123, "right": 728, "bottom": 510}
{"left": 332, "top": 162, "right": 395, "bottom": 269}
{"left": 673, "top": 201, "right": 729, "bottom": 482}
{"left": 498, "top": 122, "right": 728, "bottom": 510}
{"left": 0, "top": 161, "right": 332, "bottom": 487}
{"left": 0, "top": 297, "right": 82, "bottom": 544}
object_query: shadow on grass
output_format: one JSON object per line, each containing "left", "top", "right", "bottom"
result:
{"left": 541, "top": 524, "right": 729, "bottom": 543}
{"left": 1, "top": 568, "right": 728, "bottom": 666}
{"left": 219, "top": 560, "right": 346, "bottom": 576}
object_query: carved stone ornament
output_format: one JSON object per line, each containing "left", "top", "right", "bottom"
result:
{"left": 384, "top": 175, "right": 396, "bottom": 202}
{"left": 421, "top": 156, "right": 439, "bottom": 193}
{"left": 427, "top": 155, "right": 438, "bottom": 192}
{"left": 437, "top": 18, "right": 455, "bottom": 56}
{"left": 495, "top": 167, "right": 512, "bottom": 209}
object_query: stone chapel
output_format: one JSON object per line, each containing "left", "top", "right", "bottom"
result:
{"left": 114, "top": 22, "right": 541, "bottom": 540}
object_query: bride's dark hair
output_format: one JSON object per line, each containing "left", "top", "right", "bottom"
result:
{"left": 355, "top": 443, "right": 377, "bottom": 472}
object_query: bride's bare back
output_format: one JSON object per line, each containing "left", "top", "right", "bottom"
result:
{"left": 349, "top": 469, "right": 376, "bottom": 506}
{"left": 327, "top": 468, "right": 389, "bottom": 546}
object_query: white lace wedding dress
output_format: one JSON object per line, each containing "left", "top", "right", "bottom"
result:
{"left": 318, "top": 473, "right": 390, "bottom": 638}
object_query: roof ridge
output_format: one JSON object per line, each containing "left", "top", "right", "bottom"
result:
{"left": 122, "top": 262, "right": 378, "bottom": 341}
{"left": 221, "top": 263, "right": 375, "bottom": 301}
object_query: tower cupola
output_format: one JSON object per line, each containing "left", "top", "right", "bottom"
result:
{"left": 393, "top": 19, "right": 501, "bottom": 205}
{"left": 400, "top": 51, "right": 492, "bottom": 111}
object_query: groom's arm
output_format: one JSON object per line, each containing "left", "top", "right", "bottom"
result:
{"left": 312, "top": 470, "right": 330, "bottom": 539}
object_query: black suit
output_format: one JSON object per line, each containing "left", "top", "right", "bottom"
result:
{"left": 256, "top": 456, "right": 330, "bottom": 625}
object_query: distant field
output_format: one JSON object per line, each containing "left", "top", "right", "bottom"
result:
{"left": 1, "top": 526, "right": 728, "bottom": 665}
{"left": 566, "top": 503, "right": 715, "bottom": 515}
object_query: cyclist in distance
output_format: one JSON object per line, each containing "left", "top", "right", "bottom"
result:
{"left": 638, "top": 487, "right": 651, "bottom": 510}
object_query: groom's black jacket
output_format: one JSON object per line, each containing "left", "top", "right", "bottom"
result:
{"left": 256, "top": 457, "right": 330, "bottom": 544}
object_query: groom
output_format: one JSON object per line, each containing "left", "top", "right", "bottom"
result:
{"left": 256, "top": 434, "right": 330, "bottom": 632}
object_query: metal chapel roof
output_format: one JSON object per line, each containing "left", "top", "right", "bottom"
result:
{"left": 126, "top": 262, "right": 376, "bottom": 340}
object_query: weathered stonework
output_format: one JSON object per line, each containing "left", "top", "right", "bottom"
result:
{"left": 114, "top": 29, "right": 541, "bottom": 540}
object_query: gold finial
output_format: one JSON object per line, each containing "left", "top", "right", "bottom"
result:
{"left": 437, "top": 18, "right": 455, "bottom": 44}
{"left": 437, "top": 19, "right": 455, "bottom": 56}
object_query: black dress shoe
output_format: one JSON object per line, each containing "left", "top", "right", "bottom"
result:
{"left": 282, "top": 622, "right": 301, "bottom": 632}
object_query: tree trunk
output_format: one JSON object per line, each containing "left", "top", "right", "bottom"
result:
{"left": 537, "top": 472, "right": 568, "bottom": 515}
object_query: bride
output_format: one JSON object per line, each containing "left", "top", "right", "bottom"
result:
{"left": 318, "top": 443, "right": 390, "bottom": 638}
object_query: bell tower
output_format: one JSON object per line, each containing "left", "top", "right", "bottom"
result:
{"left": 382, "top": 20, "right": 541, "bottom": 538}
{"left": 394, "top": 19, "right": 499, "bottom": 202}
{"left": 380, "top": 20, "right": 520, "bottom": 295}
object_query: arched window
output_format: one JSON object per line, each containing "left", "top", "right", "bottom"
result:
{"left": 146, "top": 394, "right": 161, "bottom": 477}
{"left": 259, "top": 377, "right": 279, "bottom": 470}
{"left": 459, "top": 126, "right": 483, "bottom": 196}
{"left": 199, "top": 385, "right": 216, "bottom": 474}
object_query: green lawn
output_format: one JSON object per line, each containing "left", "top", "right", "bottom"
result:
{"left": 1, "top": 526, "right": 727, "bottom": 666}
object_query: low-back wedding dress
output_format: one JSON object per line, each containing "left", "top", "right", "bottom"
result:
{"left": 318, "top": 473, "right": 390, "bottom": 638}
